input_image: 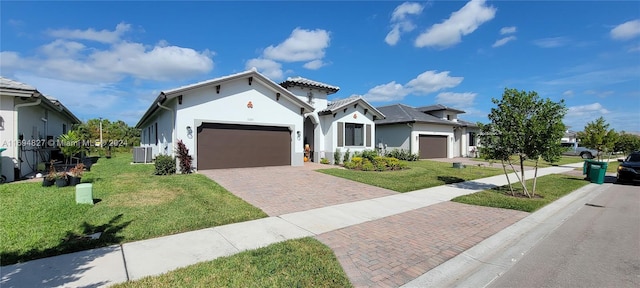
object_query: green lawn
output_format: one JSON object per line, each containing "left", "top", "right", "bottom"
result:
{"left": 0, "top": 153, "right": 267, "bottom": 266}
{"left": 319, "top": 160, "right": 504, "bottom": 192}
{"left": 452, "top": 174, "right": 589, "bottom": 212}
{"left": 473, "top": 155, "right": 585, "bottom": 168}
{"left": 113, "top": 237, "right": 352, "bottom": 288}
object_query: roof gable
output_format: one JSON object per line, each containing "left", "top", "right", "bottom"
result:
{"left": 136, "top": 69, "right": 315, "bottom": 128}
{"left": 320, "top": 96, "right": 385, "bottom": 119}
{"left": 280, "top": 76, "right": 340, "bottom": 95}
{"left": 416, "top": 104, "right": 465, "bottom": 114}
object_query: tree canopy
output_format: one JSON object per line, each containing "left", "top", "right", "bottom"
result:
{"left": 576, "top": 117, "right": 618, "bottom": 161}
{"left": 478, "top": 88, "right": 567, "bottom": 197}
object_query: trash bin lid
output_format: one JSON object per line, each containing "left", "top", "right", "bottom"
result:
{"left": 0, "top": 147, "right": 6, "bottom": 153}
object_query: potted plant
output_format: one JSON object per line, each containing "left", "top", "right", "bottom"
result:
{"left": 42, "top": 160, "right": 56, "bottom": 187}
{"left": 67, "top": 163, "right": 85, "bottom": 186}
{"left": 54, "top": 172, "right": 69, "bottom": 187}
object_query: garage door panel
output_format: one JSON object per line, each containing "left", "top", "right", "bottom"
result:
{"left": 197, "top": 123, "right": 291, "bottom": 169}
{"left": 419, "top": 135, "right": 447, "bottom": 159}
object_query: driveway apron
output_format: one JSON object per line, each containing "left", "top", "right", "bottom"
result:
{"left": 316, "top": 202, "right": 529, "bottom": 288}
{"left": 199, "top": 165, "right": 397, "bottom": 216}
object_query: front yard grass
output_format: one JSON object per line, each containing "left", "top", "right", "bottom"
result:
{"left": 451, "top": 174, "right": 589, "bottom": 212}
{"left": 318, "top": 160, "right": 504, "bottom": 192}
{"left": 0, "top": 153, "right": 267, "bottom": 266}
{"left": 113, "top": 237, "right": 352, "bottom": 288}
{"left": 473, "top": 155, "right": 585, "bottom": 168}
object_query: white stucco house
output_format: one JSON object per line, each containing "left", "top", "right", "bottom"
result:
{"left": 375, "top": 104, "right": 479, "bottom": 159}
{"left": 0, "top": 77, "right": 81, "bottom": 182}
{"left": 135, "top": 69, "right": 384, "bottom": 169}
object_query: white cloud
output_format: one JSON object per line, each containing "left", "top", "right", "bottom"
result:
{"left": 562, "top": 90, "right": 574, "bottom": 97}
{"left": 628, "top": 44, "right": 640, "bottom": 52}
{"left": 362, "top": 81, "right": 409, "bottom": 102}
{"left": 362, "top": 70, "right": 463, "bottom": 102}
{"left": 492, "top": 36, "right": 516, "bottom": 48}
{"left": 303, "top": 59, "right": 325, "bottom": 70}
{"left": 415, "top": 0, "right": 496, "bottom": 49}
{"left": 584, "top": 90, "right": 614, "bottom": 98}
{"left": 533, "top": 37, "right": 569, "bottom": 48}
{"left": 245, "top": 58, "right": 283, "bottom": 80}
{"left": 435, "top": 92, "right": 477, "bottom": 109}
{"left": 406, "top": 70, "right": 464, "bottom": 95}
{"left": 263, "top": 28, "right": 330, "bottom": 62}
{"left": 568, "top": 103, "right": 610, "bottom": 116}
{"left": 385, "top": 2, "right": 424, "bottom": 46}
{"left": 500, "top": 26, "right": 517, "bottom": 35}
{"left": 0, "top": 23, "right": 214, "bottom": 83}
{"left": 46, "top": 22, "right": 131, "bottom": 44}
{"left": 610, "top": 19, "right": 640, "bottom": 40}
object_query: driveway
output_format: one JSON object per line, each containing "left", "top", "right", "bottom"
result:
{"left": 199, "top": 164, "right": 397, "bottom": 216}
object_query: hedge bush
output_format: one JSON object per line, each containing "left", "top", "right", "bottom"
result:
{"left": 154, "top": 154, "right": 176, "bottom": 175}
{"left": 385, "top": 149, "right": 419, "bottom": 161}
{"left": 342, "top": 156, "right": 406, "bottom": 171}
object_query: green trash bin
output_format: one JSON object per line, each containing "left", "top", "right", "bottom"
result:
{"left": 589, "top": 164, "right": 606, "bottom": 184}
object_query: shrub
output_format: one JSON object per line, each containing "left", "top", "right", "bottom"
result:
{"left": 334, "top": 148, "right": 342, "bottom": 165}
{"left": 385, "top": 149, "right": 419, "bottom": 161}
{"left": 343, "top": 148, "right": 351, "bottom": 164}
{"left": 360, "top": 150, "right": 378, "bottom": 162}
{"left": 351, "top": 157, "right": 363, "bottom": 167}
{"left": 343, "top": 161, "right": 357, "bottom": 170}
{"left": 361, "top": 159, "right": 375, "bottom": 171}
{"left": 155, "top": 154, "right": 176, "bottom": 175}
{"left": 320, "top": 158, "right": 330, "bottom": 164}
{"left": 176, "top": 140, "right": 193, "bottom": 174}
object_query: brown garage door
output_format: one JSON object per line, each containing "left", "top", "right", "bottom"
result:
{"left": 419, "top": 135, "right": 447, "bottom": 159}
{"left": 197, "top": 123, "right": 291, "bottom": 169}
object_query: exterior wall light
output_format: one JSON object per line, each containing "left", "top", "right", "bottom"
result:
{"left": 297, "top": 131, "right": 301, "bottom": 140}
{"left": 186, "top": 126, "right": 193, "bottom": 138}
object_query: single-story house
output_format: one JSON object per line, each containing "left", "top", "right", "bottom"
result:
{"left": 0, "top": 77, "right": 81, "bottom": 182}
{"left": 135, "top": 69, "right": 384, "bottom": 169}
{"left": 375, "top": 104, "right": 479, "bottom": 159}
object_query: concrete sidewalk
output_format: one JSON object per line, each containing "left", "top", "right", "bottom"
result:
{"left": 1, "top": 161, "right": 593, "bottom": 287}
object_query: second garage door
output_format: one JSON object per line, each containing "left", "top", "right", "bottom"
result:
{"left": 419, "top": 135, "right": 447, "bottom": 159}
{"left": 197, "top": 123, "right": 291, "bottom": 169}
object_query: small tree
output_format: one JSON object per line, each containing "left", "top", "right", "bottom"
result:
{"left": 58, "top": 130, "right": 82, "bottom": 164}
{"left": 577, "top": 117, "right": 618, "bottom": 161}
{"left": 175, "top": 140, "right": 193, "bottom": 174}
{"left": 614, "top": 132, "right": 640, "bottom": 156}
{"left": 479, "top": 88, "right": 566, "bottom": 198}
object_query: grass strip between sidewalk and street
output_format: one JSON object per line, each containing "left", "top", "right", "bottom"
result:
{"left": 0, "top": 153, "right": 267, "bottom": 266}
{"left": 112, "top": 237, "right": 352, "bottom": 288}
{"left": 318, "top": 160, "right": 504, "bottom": 192}
{"left": 452, "top": 174, "right": 590, "bottom": 212}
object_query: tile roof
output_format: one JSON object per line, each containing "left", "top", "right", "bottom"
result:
{"left": 319, "top": 95, "right": 385, "bottom": 118}
{"left": 0, "top": 76, "right": 37, "bottom": 91}
{"left": 375, "top": 104, "right": 452, "bottom": 125}
{"left": 417, "top": 104, "right": 465, "bottom": 114}
{"left": 280, "top": 76, "right": 340, "bottom": 94}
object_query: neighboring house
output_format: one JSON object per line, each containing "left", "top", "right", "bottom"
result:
{"left": 0, "top": 77, "right": 81, "bottom": 182}
{"left": 375, "top": 104, "right": 479, "bottom": 159}
{"left": 562, "top": 129, "right": 578, "bottom": 144}
{"left": 135, "top": 69, "right": 384, "bottom": 169}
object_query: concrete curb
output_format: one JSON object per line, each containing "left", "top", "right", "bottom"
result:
{"left": 401, "top": 183, "right": 609, "bottom": 288}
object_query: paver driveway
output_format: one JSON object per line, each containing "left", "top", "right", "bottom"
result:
{"left": 316, "top": 202, "right": 529, "bottom": 288}
{"left": 199, "top": 164, "right": 397, "bottom": 216}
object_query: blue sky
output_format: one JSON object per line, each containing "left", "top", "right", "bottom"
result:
{"left": 1, "top": 1, "right": 639, "bottom": 132}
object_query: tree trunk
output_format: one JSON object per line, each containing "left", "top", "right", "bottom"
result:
{"left": 501, "top": 159, "right": 515, "bottom": 196}
{"left": 532, "top": 157, "right": 540, "bottom": 198}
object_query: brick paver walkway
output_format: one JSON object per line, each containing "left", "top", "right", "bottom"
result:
{"left": 199, "top": 165, "right": 397, "bottom": 216}
{"left": 316, "top": 202, "right": 529, "bottom": 288}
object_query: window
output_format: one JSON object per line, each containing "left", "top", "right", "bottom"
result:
{"left": 468, "top": 132, "right": 476, "bottom": 146}
{"left": 447, "top": 114, "right": 451, "bottom": 120}
{"left": 154, "top": 122, "right": 158, "bottom": 145}
{"left": 62, "top": 124, "right": 67, "bottom": 134}
{"left": 345, "top": 123, "right": 364, "bottom": 146}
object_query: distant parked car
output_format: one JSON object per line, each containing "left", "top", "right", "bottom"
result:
{"left": 616, "top": 151, "right": 640, "bottom": 183}
{"left": 561, "top": 142, "right": 599, "bottom": 159}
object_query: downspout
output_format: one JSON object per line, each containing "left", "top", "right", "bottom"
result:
{"left": 14, "top": 97, "right": 42, "bottom": 179}
{"left": 157, "top": 101, "right": 175, "bottom": 156}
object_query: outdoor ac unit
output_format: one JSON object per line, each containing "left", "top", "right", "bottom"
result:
{"left": 133, "top": 147, "right": 152, "bottom": 163}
